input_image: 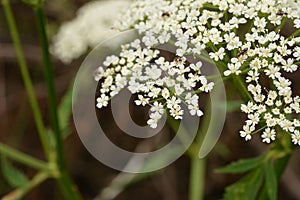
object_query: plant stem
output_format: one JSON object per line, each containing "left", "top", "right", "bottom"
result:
{"left": 34, "top": 5, "right": 61, "bottom": 152}
{"left": 2, "top": 171, "right": 50, "bottom": 200}
{"left": 33, "top": 5, "right": 82, "bottom": 200}
{"left": 232, "top": 75, "right": 253, "bottom": 102}
{"left": 275, "top": 17, "right": 288, "bottom": 33}
{"left": 0, "top": 143, "right": 50, "bottom": 171}
{"left": 288, "top": 28, "right": 300, "bottom": 39}
{"left": 187, "top": 87, "right": 214, "bottom": 200}
{"left": 189, "top": 157, "right": 205, "bottom": 200}
{"left": 1, "top": 0, "right": 51, "bottom": 158}
{"left": 258, "top": 151, "right": 293, "bottom": 200}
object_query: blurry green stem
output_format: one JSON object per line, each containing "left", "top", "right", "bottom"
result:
{"left": 2, "top": 171, "right": 50, "bottom": 200}
{"left": 275, "top": 17, "right": 287, "bottom": 33}
{"left": 33, "top": 4, "right": 63, "bottom": 168}
{"left": 1, "top": 0, "right": 51, "bottom": 158}
{"left": 166, "top": 117, "right": 205, "bottom": 200}
{"left": 0, "top": 143, "right": 50, "bottom": 171}
{"left": 189, "top": 158, "right": 205, "bottom": 200}
{"left": 33, "top": 5, "right": 82, "bottom": 200}
{"left": 258, "top": 135, "right": 294, "bottom": 200}
{"left": 232, "top": 75, "right": 253, "bottom": 102}
{"left": 288, "top": 28, "right": 300, "bottom": 39}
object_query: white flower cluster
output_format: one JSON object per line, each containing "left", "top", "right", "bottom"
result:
{"left": 95, "top": 39, "right": 211, "bottom": 128}
{"left": 95, "top": 0, "right": 300, "bottom": 145}
{"left": 50, "top": 0, "right": 132, "bottom": 64}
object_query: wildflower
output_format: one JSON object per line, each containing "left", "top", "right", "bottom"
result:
{"left": 92, "top": 0, "right": 300, "bottom": 147}
{"left": 51, "top": 0, "right": 132, "bottom": 63}
{"left": 261, "top": 128, "right": 276, "bottom": 143}
{"left": 292, "top": 131, "right": 300, "bottom": 145}
{"left": 96, "top": 94, "right": 109, "bottom": 108}
{"left": 240, "top": 125, "right": 255, "bottom": 141}
{"left": 209, "top": 48, "right": 225, "bottom": 61}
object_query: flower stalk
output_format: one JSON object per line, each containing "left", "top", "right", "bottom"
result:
{"left": 1, "top": 0, "right": 51, "bottom": 158}
{"left": 33, "top": 4, "right": 82, "bottom": 200}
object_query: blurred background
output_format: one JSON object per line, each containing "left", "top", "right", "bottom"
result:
{"left": 0, "top": 0, "right": 300, "bottom": 199}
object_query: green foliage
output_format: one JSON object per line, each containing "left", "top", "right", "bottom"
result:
{"left": 58, "top": 85, "right": 73, "bottom": 139}
{"left": 1, "top": 156, "right": 28, "bottom": 188}
{"left": 219, "top": 154, "right": 281, "bottom": 200}
{"left": 16, "top": 0, "right": 44, "bottom": 7}
{"left": 216, "top": 155, "right": 265, "bottom": 174}
{"left": 264, "top": 160, "right": 278, "bottom": 200}
{"left": 47, "top": 85, "right": 74, "bottom": 148}
{"left": 223, "top": 167, "right": 264, "bottom": 200}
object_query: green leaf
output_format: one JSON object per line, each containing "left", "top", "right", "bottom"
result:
{"left": 46, "top": 85, "right": 73, "bottom": 148}
{"left": 58, "top": 84, "right": 73, "bottom": 139}
{"left": 223, "top": 167, "right": 264, "bottom": 200}
{"left": 16, "top": 0, "right": 44, "bottom": 6}
{"left": 216, "top": 155, "right": 265, "bottom": 174}
{"left": 1, "top": 156, "right": 28, "bottom": 188}
{"left": 264, "top": 160, "right": 278, "bottom": 200}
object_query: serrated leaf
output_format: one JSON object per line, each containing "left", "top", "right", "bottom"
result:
{"left": 58, "top": 85, "right": 73, "bottom": 139}
{"left": 223, "top": 167, "right": 264, "bottom": 200}
{"left": 264, "top": 160, "right": 278, "bottom": 200}
{"left": 216, "top": 155, "right": 264, "bottom": 174}
{"left": 1, "top": 156, "right": 28, "bottom": 188}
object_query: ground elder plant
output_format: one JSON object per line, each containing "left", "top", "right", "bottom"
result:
{"left": 93, "top": 0, "right": 300, "bottom": 199}
{"left": 96, "top": 0, "right": 300, "bottom": 146}
{"left": 1, "top": 0, "right": 300, "bottom": 199}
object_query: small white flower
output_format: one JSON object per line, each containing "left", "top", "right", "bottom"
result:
{"left": 199, "top": 76, "right": 214, "bottom": 92}
{"left": 96, "top": 94, "right": 109, "bottom": 108}
{"left": 135, "top": 95, "right": 149, "bottom": 106}
{"left": 170, "top": 106, "right": 184, "bottom": 120}
{"left": 209, "top": 47, "right": 225, "bottom": 61}
{"left": 294, "top": 19, "right": 300, "bottom": 28}
{"left": 291, "top": 131, "right": 300, "bottom": 145}
{"left": 147, "top": 112, "right": 163, "bottom": 129}
{"left": 241, "top": 101, "right": 257, "bottom": 114}
{"left": 282, "top": 58, "right": 298, "bottom": 72}
{"left": 161, "top": 88, "right": 170, "bottom": 99}
{"left": 246, "top": 113, "right": 260, "bottom": 126}
{"left": 150, "top": 102, "right": 165, "bottom": 115}
{"left": 261, "top": 128, "right": 276, "bottom": 143}
{"left": 94, "top": 66, "right": 105, "bottom": 81}
{"left": 145, "top": 65, "right": 162, "bottom": 80}
{"left": 188, "top": 104, "right": 203, "bottom": 116}
{"left": 224, "top": 63, "right": 241, "bottom": 76}
{"left": 240, "top": 125, "right": 255, "bottom": 141}
{"left": 167, "top": 96, "right": 181, "bottom": 109}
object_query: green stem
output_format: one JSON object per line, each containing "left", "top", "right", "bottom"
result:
{"left": 33, "top": 5, "right": 82, "bottom": 200}
{"left": 2, "top": 171, "right": 50, "bottom": 200}
{"left": 187, "top": 85, "right": 214, "bottom": 200}
{"left": 189, "top": 157, "right": 205, "bottom": 200}
{"left": 232, "top": 76, "right": 253, "bottom": 102}
{"left": 275, "top": 17, "right": 287, "bottom": 33}
{"left": 288, "top": 28, "right": 300, "bottom": 39}
{"left": 166, "top": 115, "right": 206, "bottom": 200}
{"left": 258, "top": 151, "right": 293, "bottom": 200}
{"left": 34, "top": 5, "right": 63, "bottom": 162}
{"left": 0, "top": 143, "right": 50, "bottom": 171}
{"left": 2, "top": 0, "right": 51, "bottom": 158}
{"left": 166, "top": 116, "right": 195, "bottom": 156}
